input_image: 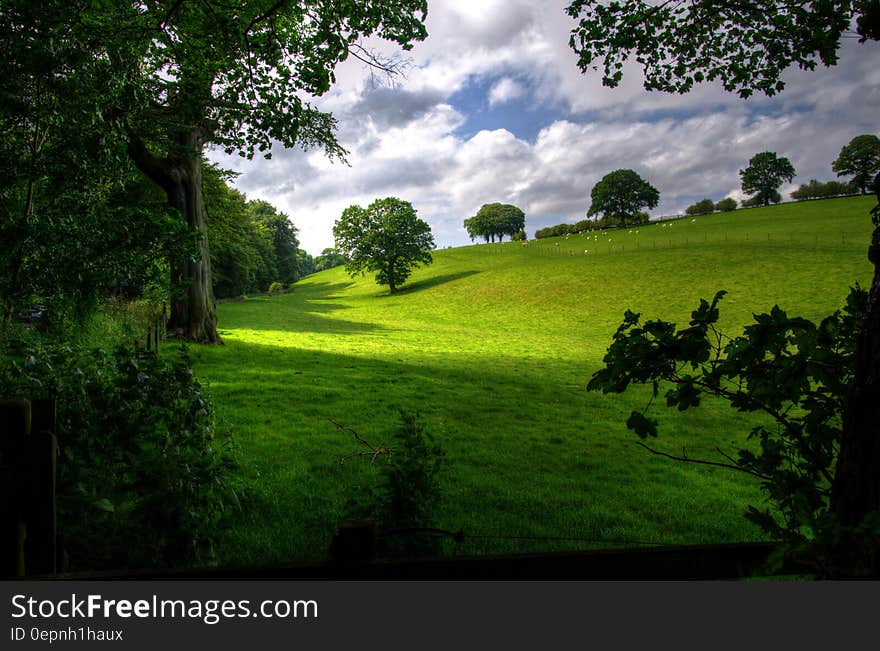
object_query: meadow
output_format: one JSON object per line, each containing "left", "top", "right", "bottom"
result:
{"left": 189, "top": 196, "right": 876, "bottom": 566}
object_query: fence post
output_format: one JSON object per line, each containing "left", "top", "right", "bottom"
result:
{"left": 0, "top": 399, "right": 57, "bottom": 577}
{"left": 1, "top": 400, "right": 30, "bottom": 576}
{"left": 27, "top": 399, "right": 57, "bottom": 575}
{"left": 330, "top": 520, "right": 376, "bottom": 564}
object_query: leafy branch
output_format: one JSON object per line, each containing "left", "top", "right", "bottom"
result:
{"left": 587, "top": 285, "right": 865, "bottom": 544}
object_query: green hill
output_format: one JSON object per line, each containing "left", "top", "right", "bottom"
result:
{"left": 190, "top": 196, "right": 875, "bottom": 565}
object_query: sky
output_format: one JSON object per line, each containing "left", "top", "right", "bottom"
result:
{"left": 207, "top": 0, "right": 880, "bottom": 256}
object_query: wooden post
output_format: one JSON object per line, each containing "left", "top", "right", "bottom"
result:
{"left": 0, "top": 399, "right": 57, "bottom": 576}
{"left": 1, "top": 400, "right": 30, "bottom": 577}
{"left": 26, "top": 399, "right": 57, "bottom": 575}
{"left": 330, "top": 520, "right": 377, "bottom": 563}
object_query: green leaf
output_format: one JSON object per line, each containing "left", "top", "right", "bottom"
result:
{"left": 94, "top": 498, "right": 115, "bottom": 513}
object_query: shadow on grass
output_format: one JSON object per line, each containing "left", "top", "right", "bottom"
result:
{"left": 394, "top": 270, "right": 480, "bottom": 295}
{"left": 219, "top": 281, "right": 386, "bottom": 337}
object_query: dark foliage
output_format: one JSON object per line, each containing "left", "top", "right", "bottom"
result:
{"left": 587, "top": 287, "right": 880, "bottom": 575}
{"left": 0, "top": 343, "right": 237, "bottom": 570}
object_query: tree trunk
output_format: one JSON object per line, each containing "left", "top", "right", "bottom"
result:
{"left": 830, "top": 171, "right": 880, "bottom": 575}
{"left": 127, "top": 129, "right": 221, "bottom": 344}
{"left": 388, "top": 257, "right": 397, "bottom": 294}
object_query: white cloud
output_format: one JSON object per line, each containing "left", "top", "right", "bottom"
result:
{"left": 208, "top": 0, "right": 880, "bottom": 254}
{"left": 488, "top": 78, "right": 525, "bottom": 106}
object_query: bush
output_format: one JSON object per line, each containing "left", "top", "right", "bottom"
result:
{"left": 511, "top": 230, "right": 527, "bottom": 241}
{"left": 715, "top": 197, "right": 737, "bottom": 212}
{"left": 268, "top": 281, "right": 286, "bottom": 294}
{"left": 685, "top": 199, "right": 715, "bottom": 216}
{"left": 0, "top": 343, "right": 237, "bottom": 570}
{"left": 342, "top": 411, "right": 446, "bottom": 558}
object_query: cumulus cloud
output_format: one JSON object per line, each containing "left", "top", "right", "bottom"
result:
{"left": 208, "top": 0, "right": 880, "bottom": 254}
{"left": 488, "top": 78, "right": 526, "bottom": 106}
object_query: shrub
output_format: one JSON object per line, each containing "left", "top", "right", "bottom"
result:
{"left": 511, "top": 230, "right": 527, "bottom": 241}
{"left": 0, "top": 343, "right": 237, "bottom": 570}
{"left": 341, "top": 411, "right": 446, "bottom": 558}
{"left": 268, "top": 281, "right": 286, "bottom": 294}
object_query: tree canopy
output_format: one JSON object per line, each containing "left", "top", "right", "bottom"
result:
{"left": 333, "top": 197, "right": 434, "bottom": 294}
{"left": 567, "top": 1, "right": 876, "bottom": 98}
{"left": 740, "top": 152, "right": 796, "bottom": 206}
{"left": 715, "top": 198, "right": 737, "bottom": 213}
{"left": 587, "top": 169, "right": 659, "bottom": 226}
{"left": 464, "top": 203, "right": 526, "bottom": 243}
{"left": 685, "top": 199, "right": 715, "bottom": 216}
{"left": 2, "top": 0, "right": 429, "bottom": 341}
{"left": 833, "top": 134, "right": 880, "bottom": 195}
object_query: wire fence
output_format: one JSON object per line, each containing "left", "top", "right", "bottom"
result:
{"left": 468, "top": 230, "right": 861, "bottom": 258}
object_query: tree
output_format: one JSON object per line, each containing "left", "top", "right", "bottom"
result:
{"left": 333, "top": 198, "right": 434, "bottom": 294}
{"left": 0, "top": 0, "right": 178, "bottom": 327}
{"left": 296, "top": 250, "right": 317, "bottom": 278}
{"left": 464, "top": 203, "right": 526, "bottom": 243}
{"left": 791, "top": 179, "right": 855, "bottom": 201}
{"left": 685, "top": 199, "right": 715, "bottom": 216}
{"left": 833, "top": 135, "right": 880, "bottom": 195}
{"left": 247, "top": 200, "right": 300, "bottom": 286}
{"left": 567, "top": 1, "right": 873, "bottom": 98}
{"left": 588, "top": 169, "right": 659, "bottom": 227}
{"left": 715, "top": 198, "right": 737, "bottom": 212}
{"left": 740, "top": 152, "right": 796, "bottom": 207}
{"left": 567, "top": 0, "right": 880, "bottom": 574}
{"left": 315, "top": 248, "right": 349, "bottom": 272}
{"left": 588, "top": 288, "right": 875, "bottom": 576}
{"left": 15, "top": 1, "right": 428, "bottom": 342}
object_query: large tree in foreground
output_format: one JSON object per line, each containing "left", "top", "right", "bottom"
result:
{"left": 568, "top": 0, "right": 880, "bottom": 574}
{"left": 588, "top": 169, "right": 659, "bottom": 227}
{"left": 40, "top": 1, "right": 428, "bottom": 342}
{"left": 333, "top": 198, "right": 434, "bottom": 294}
{"left": 740, "top": 152, "right": 796, "bottom": 207}
{"left": 833, "top": 134, "right": 880, "bottom": 195}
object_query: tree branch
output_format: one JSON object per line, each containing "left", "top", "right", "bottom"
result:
{"left": 330, "top": 418, "right": 392, "bottom": 464}
{"left": 124, "top": 126, "right": 173, "bottom": 194}
{"left": 635, "top": 441, "right": 771, "bottom": 480}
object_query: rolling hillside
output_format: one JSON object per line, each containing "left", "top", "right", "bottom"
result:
{"left": 190, "top": 196, "right": 875, "bottom": 566}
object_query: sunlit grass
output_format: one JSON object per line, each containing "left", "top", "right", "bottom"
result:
{"left": 189, "top": 196, "right": 875, "bottom": 565}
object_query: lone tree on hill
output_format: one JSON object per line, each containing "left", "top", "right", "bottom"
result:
{"left": 833, "top": 134, "right": 880, "bottom": 195}
{"left": 567, "top": 0, "right": 880, "bottom": 575}
{"left": 13, "top": 1, "right": 428, "bottom": 342}
{"left": 588, "top": 169, "right": 659, "bottom": 227}
{"left": 740, "top": 152, "right": 796, "bottom": 207}
{"left": 333, "top": 197, "right": 434, "bottom": 294}
{"left": 464, "top": 203, "right": 526, "bottom": 243}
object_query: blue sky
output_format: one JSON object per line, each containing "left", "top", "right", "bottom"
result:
{"left": 209, "top": 0, "right": 880, "bottom": 255}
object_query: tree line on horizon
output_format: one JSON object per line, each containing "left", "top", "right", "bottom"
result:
{"left": 532, "top": 134, "right": 879, "bottom": 238}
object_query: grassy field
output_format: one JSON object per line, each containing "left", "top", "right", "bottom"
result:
{"left": 189, "top": 196, "right": 875, "bottom": 566}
